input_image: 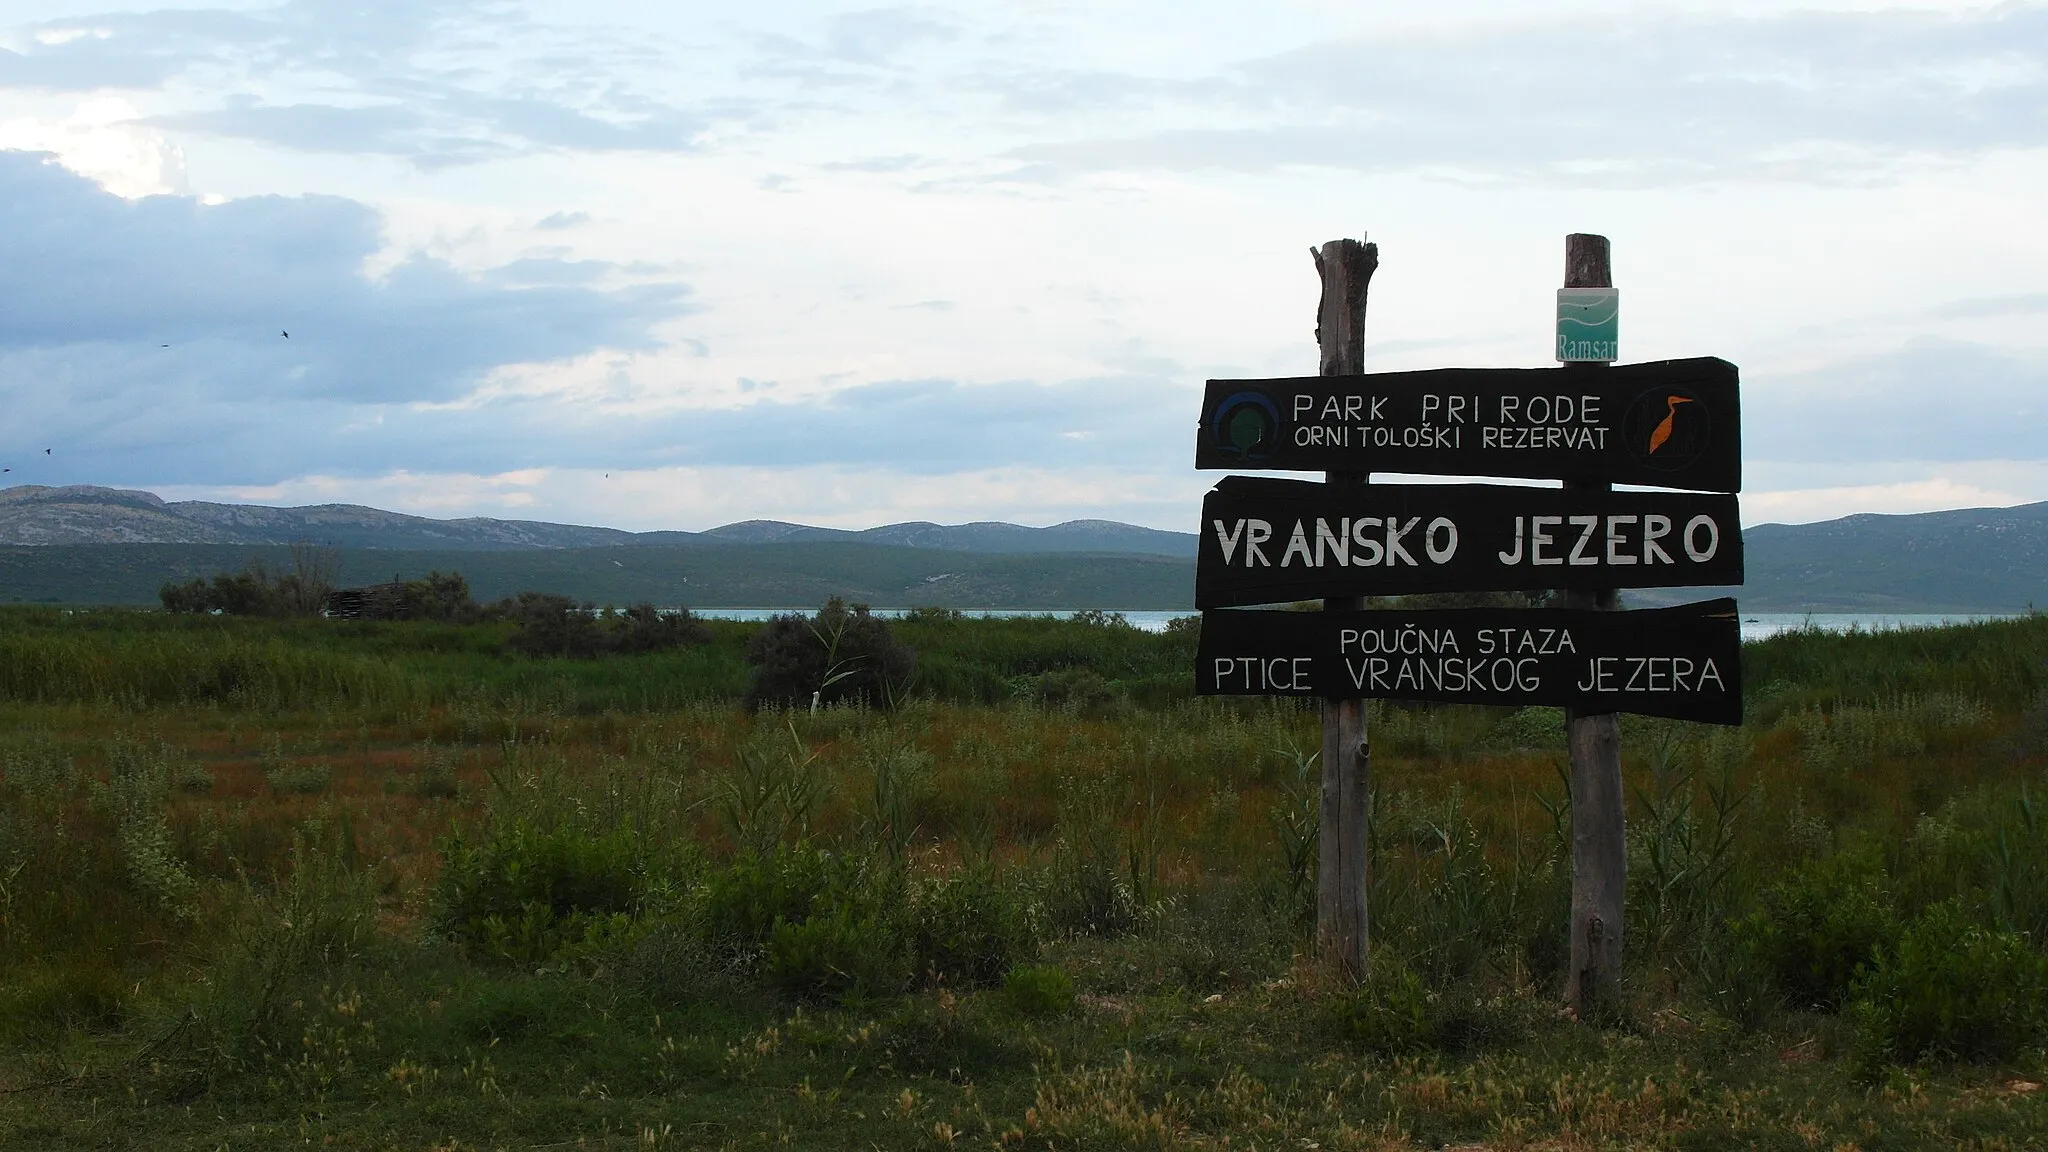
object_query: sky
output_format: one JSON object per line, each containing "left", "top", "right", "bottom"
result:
{"left": 0, "top": 0, "right": 2043, "bottom": 533}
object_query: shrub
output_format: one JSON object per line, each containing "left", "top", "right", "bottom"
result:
{"left": 497, "top": 594, "right": 711, "bottom": 659}
{"left": 158, "top": 578, "right": 215, "bottom": 614}
{"left": 1002, "top": 964, "right": 1075, "bottom": 1018}
{"left": 0, "top": 734, "right": 191, "bottom": 1000}
{"left": 501, "top": 593, "right": 607, "bottom": 658}
{"left": 434, "top": 817, "right": 646, "bottom": 964}
{"left": 1044, "top": 777, "right": 1144, "bottom": 938}
{"left": 397, "top": 570, "right": 485, "bottom": 623}
{"left": 1267, "top": 746, "right": 1319, "bottom": 929}
{"left": 1484, "top": 706, "right": 1567, "bottom": 751}
{"left": 0, "top": 962, "right": 128, "bottom": 1039}
{"left": 1736, "top": 848, "right": 1899, "bottom": 1011}
{"left": 447, "top": 979, "right": 553, "bottom": 1044}
{"left": 745, "top": 598, "right": 915, "bottom": 711}
{"left": 711, "top": 727, "right": 829, "bottom": 856}
{"left": 764, "top": 901, "right": 909, "bottom": 1000}
{"left": 258, "top": 735, "right": 331, "bottom": 795}
{"left": 615, "top": 916, "right": 752, "bottom": 1008}
{"left": 264, "top": 763, "right": 332, "bottom": 795}
{"left": 1987, "top": 784, "right": 2048, "bottom": 946}
{"left": 392, "top": 744, "right": 460, "bottom": 799}
{"left": 699, "top": 845, "right": 840, "bottom": 950}
{"left": 609, "top": 603, "right": 712, "bottom": 654}
{"left": 698, "top": 845, "right": 913, "bottom": 1000}
{"left": 1331, "top": 961, "right": 1432, "bottom": 1053}
{"left": 1849, "top": 901, "right": 2048, "bottom": 1067}
{"left": 158, "top": 545, "right": 338, "bottom": 617}
{"left": 181, "top": 830, "right": 377, "bottom": 1072}
{"left": 103, "top": 738, "right": 200, "bottom": 921}
{"left": 1030, "top": 667, "right": 1119, "bottom": 716}
{"left": 912, "top": 865, "right": 1035, "bottom": 988}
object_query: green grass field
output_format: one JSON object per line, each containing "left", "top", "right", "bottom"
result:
{"left": 2, "top": 607, "right": 2046, "bottom": 1149}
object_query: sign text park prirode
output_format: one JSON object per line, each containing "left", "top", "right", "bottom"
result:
{"left": 1196, "top": 356, "right": 1739, "bottom": 492}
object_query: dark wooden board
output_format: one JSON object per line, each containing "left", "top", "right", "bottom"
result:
{"left": 1195, "top": 598, "right": 1742, "bottom": 724}
{"left": 1197, "top": 478, "right": 1742, "bottom": 607}
{"left": 1195, "top": 356, "right": 1740, "bottom": 492}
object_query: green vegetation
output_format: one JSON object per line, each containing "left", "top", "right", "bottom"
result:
{"left": 1, "top": 540, "right": 1195, "bottom": 609}
{"left": 1, "top": 608, "right": 2046, "bottom": 1149}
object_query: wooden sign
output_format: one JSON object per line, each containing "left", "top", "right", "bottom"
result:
{"left": 1197, "top": 477, "right": 1742, "bottom": 608}
{"left": 1195, "top": 356, "right": 1739, "bottom": 492}
{"left": 1195, "top": 598, "right": 1742, "bottom": 724}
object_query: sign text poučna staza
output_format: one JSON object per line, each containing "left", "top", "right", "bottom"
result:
{"left": 1195, "top": 599, "right": 1742, "bottom": 724}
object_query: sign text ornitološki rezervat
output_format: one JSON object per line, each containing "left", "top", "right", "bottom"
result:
{"left": 1195, "top": 356, "right": 1739, "bottom": 492}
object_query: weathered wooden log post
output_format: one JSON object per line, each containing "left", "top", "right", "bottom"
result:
{"left": 1312, "top": 237, "right": 1377, "bottom": 978}
{"left": 1561, "top": 233, "right": 1626, "bottom": 1016}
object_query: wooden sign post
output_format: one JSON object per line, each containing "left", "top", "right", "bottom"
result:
{"left": 1191, "top": 231, "right": 1743, "bottom": 1010}
{"left": 1312, "top": 238, "right": 1375, "bottom": 979}
{"left": 1561, "top": 234, "right": 1623, "bottom": 1017}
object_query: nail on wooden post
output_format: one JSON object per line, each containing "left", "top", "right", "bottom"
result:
{"left": 1312, "top": 237, "right": 1377, "bottom": 980}
{"left": 1561, "top": 232, "right": 1625, "bottom": 1017}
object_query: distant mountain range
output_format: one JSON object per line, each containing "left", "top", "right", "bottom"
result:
{"left": 1635, "top": 500, "right": 2048, "bottom": 613}
{"left": 0, "top": 485, "right": 1194, "bottom": 557}
{"left": 0, "top": 484, "right": 2043, "bottom": 612}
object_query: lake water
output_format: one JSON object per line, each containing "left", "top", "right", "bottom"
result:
{"left": 1731, "top": 613, "right": 2021, "bottom": 642}
{"left": 693, "top": 607, "right": 2023, "bottom": 642}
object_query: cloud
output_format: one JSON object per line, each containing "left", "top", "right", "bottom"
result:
{"left": 634, "top": 375, "right": 1191, "bottom": 472}
{"left": 0, "top": 148, "right": 692, "bottom": 475}
{"left": 93, "top": 367, "right": 1194, "bottom": 486}
{"left": 2, "top": 0, "right": 732, "bottom": 166}
{"left": 747, "top": 6, "right": 959, "bottom": 83}
{"left": 18, "top": 1, "right": 2040, "bottom": 186}
{"left": 1932, "top": 293, "right": 2048, "bottom": 320}
{"left": 826, "top": 8, "right": 957, "bottom": 65}
{"left": 997, "top": 5, "right": 2048, "bottom": 186}
{"left": 1743, "top": 477, "right": 2032, "bottom": 526}
{"left": 1745, "top": 339, "right": 2048, "bottom": 463}
{"left": 0, "top": 147, "right": 1193, "bottom": 492}
{"left": 0, "top": 97, "right": 187, "bottom": 197}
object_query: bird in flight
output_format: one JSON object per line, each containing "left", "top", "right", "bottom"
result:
{"left": 281, "top": 330, "right": 290, "bottom": 338}
{"left": 1648, "top": 395, "right": 1694, "bottom": 455}
{"left": 42, "top": 449, "right": 50, "bottom": 455}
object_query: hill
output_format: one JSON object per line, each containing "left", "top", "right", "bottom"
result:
{"left": 0, "top": 485, "right": 1197, "bottom": 557}
{"left": 1633, "top": 500, "right": 2048, "bottom": 613}
{"left": 1, "top": 485, "right": 2045, "bottom": 612}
